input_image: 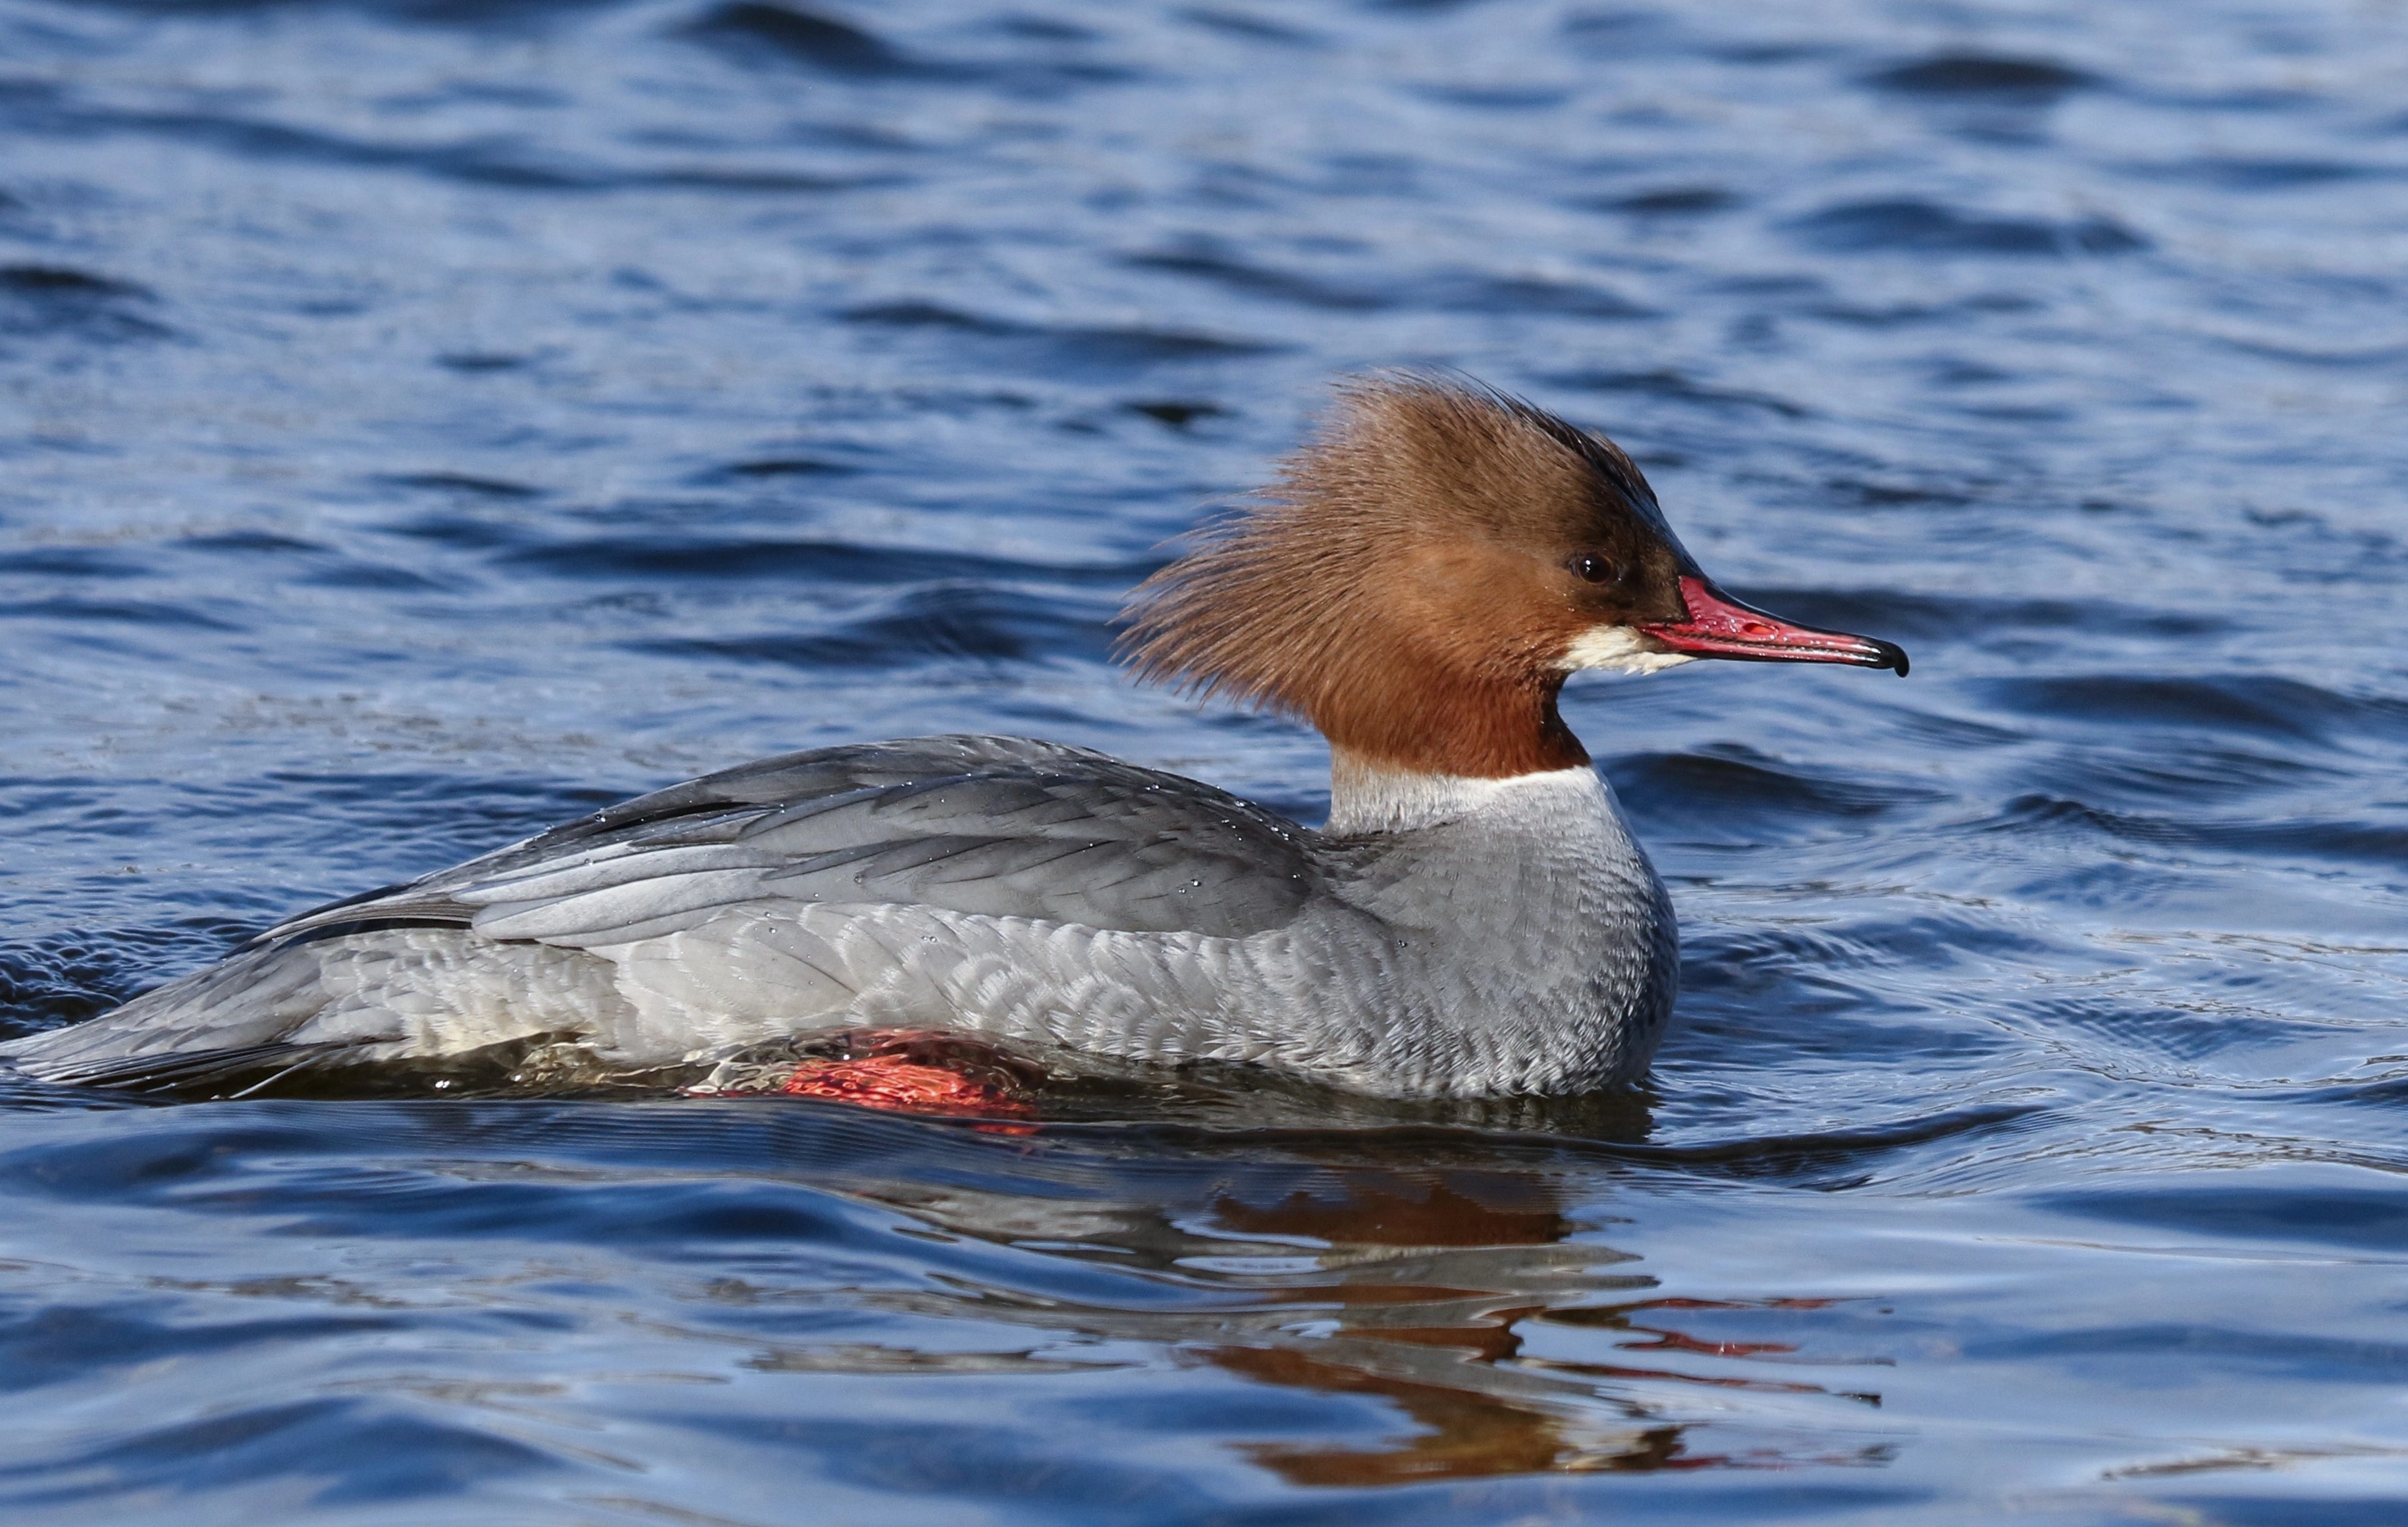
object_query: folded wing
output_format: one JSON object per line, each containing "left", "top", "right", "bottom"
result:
{"left": 277, "top": 734, "right": 1324, "bottom": 947}
{"left": 3, "top": 736, "right": 1329, "bottom": 1085}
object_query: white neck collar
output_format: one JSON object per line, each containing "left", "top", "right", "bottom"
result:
{"left": 1324, "top": 751, "right": 1601, "bottom": 835}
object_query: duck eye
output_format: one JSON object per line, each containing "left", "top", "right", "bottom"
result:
{"left": 1572, "top": 553, "right": 1615, "bottom": 584}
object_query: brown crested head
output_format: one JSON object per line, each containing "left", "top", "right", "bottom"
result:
{"left": 1117, "top": 372, "right": 1906, "bottom": 780}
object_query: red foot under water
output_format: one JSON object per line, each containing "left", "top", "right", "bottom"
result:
{"left": 774, "top": 1054, "right": 1037, "bottom": 1121}
{"left": 687, "top": 1029, "right": 1044, "bottom": 1131}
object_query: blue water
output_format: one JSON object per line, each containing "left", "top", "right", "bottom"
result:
{"left": 5, "top": 0, "right": 2408, "bottom": 1520}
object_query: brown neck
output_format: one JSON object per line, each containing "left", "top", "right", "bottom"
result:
{"left": 1309, "top": 669, "right": 1590, "bottom": 778}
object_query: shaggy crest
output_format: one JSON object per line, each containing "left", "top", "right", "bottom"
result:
{"left": 1118, "top": 372, "right": 1679, "bottom": 779}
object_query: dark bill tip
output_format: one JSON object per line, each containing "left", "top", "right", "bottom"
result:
{"left": 1640, "top": 576, "right": 1910, "bottom": 676}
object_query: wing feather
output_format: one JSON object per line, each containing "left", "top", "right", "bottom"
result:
{"left": 264, "top": 735, "right": 1323, "bottom": 951}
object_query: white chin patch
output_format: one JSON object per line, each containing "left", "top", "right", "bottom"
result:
{"left": 1561, "top": 625, "right": 1697, "bottom": 676}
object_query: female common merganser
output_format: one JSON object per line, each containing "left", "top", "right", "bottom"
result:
{"left": 3, "top": 374, "right": 1904, "bottom": 1100}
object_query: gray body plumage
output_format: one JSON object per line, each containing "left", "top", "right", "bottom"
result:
{"left": 2, "top": 736, "right": 1677, "bottom": 1098}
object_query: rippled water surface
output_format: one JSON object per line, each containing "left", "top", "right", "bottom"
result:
{"left": 6, "top": 0, "right": 2408, "bottom": 1520}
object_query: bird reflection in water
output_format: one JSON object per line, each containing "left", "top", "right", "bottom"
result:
{"left": 1204, "top": 1170, "right": 1676, "bottom": 1482}
{"left": 816, "top": 1123, "right": 1897, "bottom": 1484}
{"left": 207, "top": 1042, "right": 1896, "bottom": 1479}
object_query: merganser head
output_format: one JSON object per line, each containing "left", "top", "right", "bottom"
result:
{"left": 1118, "top": 371, "right": 1908, "bottom": 778}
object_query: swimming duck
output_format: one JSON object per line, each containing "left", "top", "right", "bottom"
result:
{"left": 2, "top": 374, "right": 1905, "bottom": 1099}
